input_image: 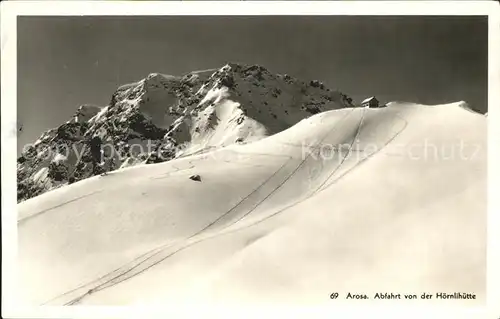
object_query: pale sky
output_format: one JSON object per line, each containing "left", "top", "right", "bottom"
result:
{"left": 17, "top": 16, "right": 487, "bottom": 153}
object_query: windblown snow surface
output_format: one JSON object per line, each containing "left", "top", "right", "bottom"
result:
{"left": 17, "top": 101, "right": 486, "bottom": 306}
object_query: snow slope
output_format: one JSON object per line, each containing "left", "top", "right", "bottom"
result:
{"left": 17, "top": 102, "right": 486, "bottom": 306}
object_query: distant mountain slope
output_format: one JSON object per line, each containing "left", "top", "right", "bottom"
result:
{"left": 17, "top": 63, "right": 354, "bottom": 202}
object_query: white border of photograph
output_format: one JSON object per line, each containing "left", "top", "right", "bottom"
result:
{"left": 1, "top": 1, "right": 499, "bottom": 318}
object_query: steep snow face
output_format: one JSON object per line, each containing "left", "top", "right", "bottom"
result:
{"left": 17, "top": 63, "right": 354, "bottom": 202}
{"left": 17, "top": 102, "right": 486, "bottom": 306}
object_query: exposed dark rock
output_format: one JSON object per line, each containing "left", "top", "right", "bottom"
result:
{"left": 189, "top": 174, "right": 201, "bottom": 182}
{"left": 17, "top": 62, "right": 354, "bottom": 202}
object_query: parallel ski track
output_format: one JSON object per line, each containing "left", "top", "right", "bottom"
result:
{"left": 47, "top": 108, "right": 360, "bottom": 305}
{"left": 43, "top": 108, "right": 356, "bottom": 305}
{"left": 45, "top": 108, "right": 408, "bottom": 305}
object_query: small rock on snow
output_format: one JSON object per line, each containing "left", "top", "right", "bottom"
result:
{"left": 189, "top": 174, "right": 202, "bottom": 182}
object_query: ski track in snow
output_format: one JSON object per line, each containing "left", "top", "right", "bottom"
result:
{"left": 43, "top": 109, "right": 356, "bottom": 305}
{"left": 18, "top": 191, "right": 103, "bottom": 225}
{"left": 46, "top": 107, "right": 412, "bottom": 306}
{"left": 16, "top": 61, "right": 485, "bottom": 306}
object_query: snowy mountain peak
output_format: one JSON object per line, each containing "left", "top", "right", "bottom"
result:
{"left": 17, "top": 63, "right": 354, "bottom": 202}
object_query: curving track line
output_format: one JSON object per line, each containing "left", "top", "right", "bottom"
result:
{"left": 44, "top": 108, "right": 358, "bottom": 305}
{"left": 18, "top": 190, "right": 103, "bottom": 225}
{"left": 41, "top": 156, "right": 292, "bottom": 305}
{"left": 49, "top": 109, "right": 362, "bottom": 305}
{"left": 227, "top": 107, "right": 370, "bottom": 226}
{"left": 43, "top": 151, "right": 296, "bottom": 305}
{"left": 236, "top": 113, "right": 409, "bottom": 229}
{"left": 89, "top": 111, "right": 411, "bottom": 297}
{"left": 47, "top": 111, "right": 408, "bottom": 305}
{"left": 59, "top": 109, "right": 369, "bottom": 304}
